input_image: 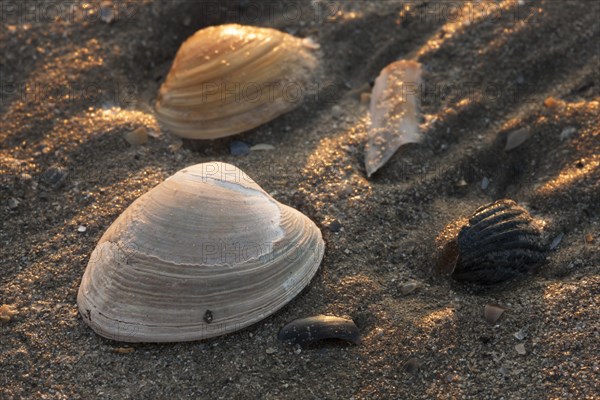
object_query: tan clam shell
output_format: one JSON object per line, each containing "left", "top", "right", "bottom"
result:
{"left": 155, "top": 24, "right": 320, "bottom": 139}
{"left": 77, "top": 162, "right": 324, "bottom": 342}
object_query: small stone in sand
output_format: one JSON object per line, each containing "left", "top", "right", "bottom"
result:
{"left": 0, "top": 304, "right": 18, "bottom": 322}
{"left": 403, "top": 358, "right": 424, "bottom": 374}
{"left": 560, "top": 126, "right": 576, "bottom": 141}
{"left": 8, "top": 198, "right": 20, "bottom": 209}
{"left": 77, "top": 226, "right": 87, "bottom": 233}
{"left": 266, "top": 347, "right": 277, "bottom": 355}
{"left": 230, "top": 141, "right": 250, "bottom": 156}
{"left": 515, "top": 343, "right": 526, "bottom": 355}
{"left": 514, "top": 329, "right": 527, "bottom": 340}
{"left": 400, "top": 281, "right": 419, "bottom": 296}
{"left": 124, "top": 127, "right": 148, "bottom": 146}
{"left": 481, "top": 177, "right": 490, "bottom": 190}
{"left": 327, "top": 220, "right": 342, "bottom": 232}
{"left": 41, "top": 165, "right": 68, "bottom": 188}
{"left": 113, "top": 347, "right": 135, "bottom": 354}
{"left": 543, "top": 96, "right": 564, "bottom": 109}
{"left": 100, "top": 1, "right": 115, "bottom": 24}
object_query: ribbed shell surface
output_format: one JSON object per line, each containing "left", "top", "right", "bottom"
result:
{"left": 155, "top": 24, "right": 319, "bottom": 139}
{"left": 453, "top": 199, "right": 546, "bottom": 284}
{"left": 77, "top": 162, "right": 324, "bottom": 342}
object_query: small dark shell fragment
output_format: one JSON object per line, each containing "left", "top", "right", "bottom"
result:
{"left": 278, "top": 315, "right": 361, "bottom": 346}
{"left": 452, "top": 199, "right": 547, "bottom": 284}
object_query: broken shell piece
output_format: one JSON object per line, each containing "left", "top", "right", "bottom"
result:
{"left": 156, "top": 24, "right": 320, "bottom": 139}
{"left": 250, "top": 144, "right": 275, "bottom": 151}
{"left": 77, "top": 162, "right": 325, "bottom": 342}
{"left": 278, "top": 315, "right": 361, "bottom": 346}
{"left": 365, "top": 60, "right": 422, "bottom": 177}
{"left": 550, "top": 233, "right": 564, "bottom": 250}
{"left": 504, "top": 127, "right": 531, "bottom": 151}
{"left": 483, "top": 304, "right": 506, "bottom": 324}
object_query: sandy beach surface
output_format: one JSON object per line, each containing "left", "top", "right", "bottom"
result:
{"left": 1, "top": 1, "right": 599, "bottom": 398}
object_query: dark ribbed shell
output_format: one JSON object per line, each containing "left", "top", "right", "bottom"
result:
{"left": 452, "top": 199, "right": 547, "bottom": 284}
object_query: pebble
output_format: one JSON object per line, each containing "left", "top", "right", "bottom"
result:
{"left": 403, "top": 358, "right": 423, "bottom": 374}
{"left": 543, "top": 96, "right": 563, "bottom": 109}
{"left": 515, "top": 343, "right": 526, "bottom": 355}
{"left": 327, "top": 220, "right": 342, "bottom": 232}
{"left": 100, "top": 1, "right": 115, "bottom": 24}
{"left": 514, "top": 329, "right": 527, "bottom": 340}
{"left": 124, "top": 127, "right": 148, "bottom": 146}
{"left": 41, "top": 165, "right": 68, "bottom": 188}
{"left": 8, "top": 198, "right": 20, "bottom": 209}
{"left": 0, "top": 304, "right": 18, "bottom": 322}
{"left": 77, "top": 226, "right": 87, "bottom": 233}
{"left": 230, "top": 141, "right": 250, "bottom": 156}
{"left": 399, "top": 281, "right": 419, "bottom": 296}
{"left": 265, "top": 347, "right": 276, "bottom": 354}
{"left": 481, "top": 177, "right": 490, "bottom": 190}
{"left": 559, "top": 126, "right": 576, "bottom": 141}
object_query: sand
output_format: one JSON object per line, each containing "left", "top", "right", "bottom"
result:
{"left": 1, "top": 1, "right": 599, "bottom": 399}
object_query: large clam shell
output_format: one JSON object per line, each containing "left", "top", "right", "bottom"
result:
{"left": 155, "top": 24, "right": 320, "bottom": 139}
{"left": 451, "top": 199, "right": 547, "bottom": 284}
{"left": 77, "top": 162, "right": 325, "bottom": 342}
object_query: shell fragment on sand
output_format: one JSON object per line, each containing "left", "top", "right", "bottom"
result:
{"left": 77, "top": 162, "right": 325, "bottom": 342}
{"left": 504, "top": 127, "right": 531, "bottom": 151}
{"left": 365, "top": 60, "right": 423, "bottom": 177}
{"left": 278, "top": 315, "right": 361, "bottom": 346}
{"left": 484, "top": 304, "right": 506, "bottom": 324}
{"left": 250, "top": 144, "right": 275, "bottom": 151}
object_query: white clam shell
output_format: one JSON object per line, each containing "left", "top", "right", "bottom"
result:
{"left": 77, "top": 162, "right": 324, "bottom": 342}
{"left": 155, "top": 24, "right": 320, "bottom": 139}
